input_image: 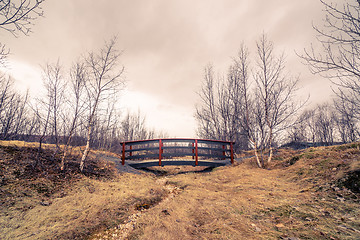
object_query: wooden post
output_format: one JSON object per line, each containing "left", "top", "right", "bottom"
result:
{"left": 130, "top": 145, "right": 132, "bottom": 157}
{"left": 222, "top": 144, "right": 226, "bottom": 160}
{"left": 122, "top": 142, "right": 125, "bottom": 165}
{"left": 195, "top": 139, "right": 198, "bottom": 166}
{"left": 159, "top": 139, "right": 162, "bottom": 166}
{"left": 230, "top": 142, "right": 234, "bottom": 164}
{"left": 192, "top": 142, "right": 195, "bottom": 159}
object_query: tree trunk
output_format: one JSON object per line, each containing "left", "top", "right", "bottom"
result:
{"left": 267, "top": 127, "right": 273, "bottom": 165}
{"left": 267, "top": 146, "right": 273, "bottom": 165}
{"left": 60, "top": 146, "right": 67, "bottom": 171}
{"left": 60, "top": 135, "right": 73, "bottom": 171}
{"left": 60, "top": 116, "right": 78, "bottom": 171}
{"left": 36, "top": 138, "right": 43, "bottom": 168}
{"left": 80, "top": 125, "right": 92, "bottom": 172}
{"left": 249, "top": 138, "right": 262, "bottom": 168}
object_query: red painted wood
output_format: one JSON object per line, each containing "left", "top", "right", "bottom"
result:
{"left": 195, "top": 139, "right": 198, "bottom": 166}
{"left": 192, "top": 142, "right": 195, "bottom": 159}
{"left": 120, "top": 138, "right": 233, "bottom": 145}
{"left": 120, "top": 138, "right": 235, "bottom": 166}
{"left": 222, "top": 144, "right": 226, "bottom": 160}
{"left": 159, "top": 139, "right": 162, "bottom": 166}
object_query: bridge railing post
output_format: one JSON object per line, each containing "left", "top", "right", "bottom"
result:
{"left": 159, "top": 139, "right": 162, "bottom": 166}
{"left": 222, "top": 144, "right": 226, "bottom": 160}
{"left": 192, "top": 142, "right": 194, "bottom": 160}
{"left": 195, "top": 139, "right": 198, "bottom": 166}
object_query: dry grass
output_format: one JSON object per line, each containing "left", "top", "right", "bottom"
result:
{"left": 128, "top": 165, "right": 312, "bottom": 239}
{"left": 125, "top": 144, "right": 360, "bottom": 240}
{"left": 0, "top": 140, "right": 86, "bottom": 157}
{"left": 1, "top": 174, "right": 167, "bottom": 239}
{"left": 0, "top": 140, "right": 116, "bottom": 157}
{"left": 0, "top": 141, "right": 167, "bottom": 239}
{"left": 1, "top": 141, "right": 359, "bottom": 239}
{"left": 0, "top": 140, "right": 47, "bottom": 148}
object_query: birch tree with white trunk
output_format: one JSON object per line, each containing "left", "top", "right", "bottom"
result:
{"left": 80, "top": 37, "right": 124, "bottom": 172}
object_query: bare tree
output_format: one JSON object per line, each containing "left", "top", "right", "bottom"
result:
{"left": 290, "top": 100, "right": 359, "bottom": 146}
{"left": 314, "top": 103, "right": 337, "bottom": 144}
{"left": 229, "top": 44, "right": 252, "bottom": 151}
{"left": 22, "top": 106, "right": 41, "bottom": 140}
{"left": 304, "top": 109, "right": 318, "bottom": 144}
{"left": 195, "top": 64, "right": 219, "bottom": 139}
{"left": 287, "top": 109, "right": 317, "bottom": 144}
{"left": 0, "top": 75, "right": 29, "bottom": 139}
{"left": 91, "top": 98, "right": 120, "bottom": 150}
{"left": 80, "top": 37, "right": 124, "bottom": 172}
{"left": 0, "top": 43, "right": 9, "bottom": 67}
{"left": 0, "top": 75, "right": 13, "bottom": 124}
{"left": 24, "top": 61, "right": 64, "bottom": 165}
{"left": 41, "top": 60, "right": 65, "bottom": 153}
{"left": 219, "top": 65, "right": 247, "bottom": 147}
{"left": 232, "top": 44, "right": 266, "bottom": 165}
{"left": 195, "top": 61, "right": 248, "bottom": 150}
{"left": 0, "top": 91, "right": 27, "bottom": 139}
{"left": 120, "top": 110, "right": 152, "bottom": 141}
{"left": 60, "top": 61, "right": 86, "bottom": 170}
{"left": 333, "top": 94, "right": 359, "bottom": 143}
{"left": 11, "top": 90, "right": 29, "bottom": 137}
{"left": 30, "top": 96, "right": 51, "bottom": 166}
{"left": 301, "top": 0, "right": 360, "bottom": 117}
{"left": 196, "top": 35, "right": 306, "bottom": 168}
{"left": 251, "top": 34, "right": 305, "bottom": 167}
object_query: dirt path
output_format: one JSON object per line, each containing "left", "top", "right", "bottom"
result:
{"left": 91, "top": 165, "right": 309, "bottom": 239}
{"left": 97, "top": 153, "right": 146, "bottom": 175}
{"left": 127, "top": 165, "right": 314, "bottom": 239}
{"left": 90, "top": 178, "right": 182, "bottom": 239}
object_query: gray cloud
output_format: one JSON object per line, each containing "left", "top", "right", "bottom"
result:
{"left": 2, "top": 0, "right": 335, "bottom": 137}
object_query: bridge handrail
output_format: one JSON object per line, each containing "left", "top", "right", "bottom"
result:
{"left": 120, "top": 138, "right": 235, "bottom": 166}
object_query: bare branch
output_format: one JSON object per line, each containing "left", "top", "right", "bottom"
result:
{"left": 0, "top": 0, "right": 45, "bottom": 37}
{"left": 300, "top": 0, "right": 360, "bottom": 118}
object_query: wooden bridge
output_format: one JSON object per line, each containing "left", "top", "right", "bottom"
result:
{"left": 120, "top": 138, "right": 234, "bottom": 167}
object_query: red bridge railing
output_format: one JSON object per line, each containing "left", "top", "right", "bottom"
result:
{"left": 120, "top": 138, "right": 234, "bottom": 166}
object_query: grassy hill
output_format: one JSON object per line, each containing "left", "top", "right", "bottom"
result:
{"left": 0, "top": 141, "right": 359, "bottom": 239}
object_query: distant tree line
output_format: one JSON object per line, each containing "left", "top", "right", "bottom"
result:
{"left": 287, "top": 100, "right": 359, "bottom": 146}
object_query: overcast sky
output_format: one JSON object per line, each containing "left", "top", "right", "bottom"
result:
{"left": 2, "top": 0, "right": 337, "bottom": 137}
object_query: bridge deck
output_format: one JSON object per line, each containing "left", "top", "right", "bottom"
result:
{"left": 127, "top": 159, "right": 233, "bottom": 168}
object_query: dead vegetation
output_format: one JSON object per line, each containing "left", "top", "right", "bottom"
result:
{"left": 0, "top": 141, "right": 166, "bottom": 239}
{"left": 124, "top": 143, "right": 360, "bottom": 240}
{"left": 0, "top": 141, "right": 359, "bottom": 239}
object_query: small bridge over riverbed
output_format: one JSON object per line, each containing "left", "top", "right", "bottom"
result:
{"left": 121, "top": 138, "right": 235, "bottom": 167}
